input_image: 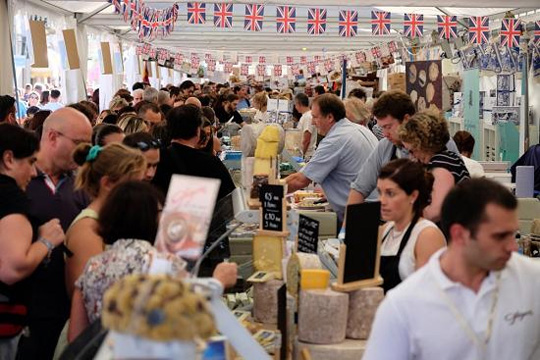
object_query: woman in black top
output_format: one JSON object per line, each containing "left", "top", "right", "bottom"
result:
{"left": 0, "top": 124, "right": 64, "bottom": 356}
{"left": 399, "top": 111, "right": 470, "bottom": 223}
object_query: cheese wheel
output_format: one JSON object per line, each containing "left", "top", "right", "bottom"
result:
{"left": 253, "top": 235, "right": 284, "bottom": 279}
{"left": 346, "top": 287, "right": 384, "bottom": 340}
{"left": 298, "top": 289, "right": 348, "bottom": 344}
{"left": 253, "top": 280, "right": 284, "bottom": 324}
{"left": 286, "top": 253, "right": 322, "bottom": 298}
{"left": 294, "top": 337, "right": 367, "bottom": 360}
{"left": 300, "top": 270, "right": 330, "bottom": 290}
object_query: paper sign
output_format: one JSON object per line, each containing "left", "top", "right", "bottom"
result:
{"left": 100, "top": 42, "right": 113, "bottom": 74}
{"left": 29, "top": 20, "right": 48, "bottom": 68}
{"left": 62, "top": 29, "right": 80, "bottom": 70}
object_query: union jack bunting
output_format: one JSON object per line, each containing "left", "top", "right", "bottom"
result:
{"left": 157, "top": 48, "right": 169, "bottom": 62}
{"left": 468, "top": 16, "right": 490, "bottom": 44}
{"left": 300, "top": 56, "right": 307, "bottom": 65}
{"left": 535, "top": 21, "right": 540, "bottom": 46}
{"left": 276, "top": 6, "right": 296, "bottom": 34}
{"left": 136, "top": 45, "right": 143, "bottom": 56}
{"left": 437, "top": 15, "right": 458, "bottom": 40}
{"left": 403, "top": 14, "right": 423, "bottom": 38}
{"left": 388, "top": 41, "right": 398, "bottom": 53}
{"left": 244, "top": 4, "right": 264, "bottom": 32}
{"left": 371, "top": 11, "right": 391, "bottom": 35}
{"left": 291, "top": 64, "right": 300, "bottom": 75}
{"left": 307, "top": 8, "right": 327, "bottom": 35}
{"left": 187, "top": 2, "right": 206, "bottom": 24}
{"left": 286, "top": 56, "right": 294, "bottom": 65}
{"left": 214, "top": 3, "right": 233, "bottom": 28}
{"left": 245, "top": 56, "right": 253, "bottom": 64}
{"left": 191, "top": 54, "right": 200, "bottom": 66}
{"left": 306, "top": 62, "right": 315, "bottom": 75}
{"left": 224, "top": 62, "right": 233, "bottom": 73}
{"left": 257, "top": 64, "right": 266, "bottom": 77}
{"left": 314, "top": 55, "right": 322, "bottom": 63}
{"left": 174, "top": 52, "right": 184, "bottom": 65}
{"left": 371, "top": 46, "right": 382, "bottom": 59}
{"left": 273, "top": 65, "right": 283, "bottom": 77}
{"left": 324, "top": 59, "right": 333, "bottom": 72}
{"left": 259, "top": 56, "right": 266, "bottom": 63}
{"left": 240, "top": 64, "right": 249, "bottom": 76}
{"left": 339, "top": 10, "right": 358, "bottom": 37}
{"left": 355, "top": 51, "right": 366, "bottom": 63}
{"left": 149, "top": 47, "right": 157, "bottom": 59}
{"left": 500, "top": 18, "right": 521, "bottom": 48}
{"left": 207, "top": 59, "right": 216, "bottom": 71}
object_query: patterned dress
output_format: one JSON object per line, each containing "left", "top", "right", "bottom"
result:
{"left": 75, "top": 239, "right": 187, "bottom": 322}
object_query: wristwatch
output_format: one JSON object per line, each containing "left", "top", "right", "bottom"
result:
{"left": 38, "top": 237, "right": 54, "bottom": 263}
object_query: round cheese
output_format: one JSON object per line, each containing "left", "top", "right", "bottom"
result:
{"left": 253, "top": 279, "right": 284, "bottom": 324}
{"left": 346, "top": 287, "right": 384, "bottom": 340}
{"left": 294, "top": 337, "right": 367, "bottom": 360}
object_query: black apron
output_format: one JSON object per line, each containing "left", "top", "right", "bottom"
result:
{"left": 380, "top": 215, "right": 419, "bottom": 293}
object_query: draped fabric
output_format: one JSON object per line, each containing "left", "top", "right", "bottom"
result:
{"left": 0, "top": 0, "right": 15, "bottom": 95}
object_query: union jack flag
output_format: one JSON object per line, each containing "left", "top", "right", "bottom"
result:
{"left": 535, "top": 21, "right": 540, "bottom": 46}
{"left": 259, "top": 56, "right": 266, "bottom": 63}
{"left": 371, "top": 46, "right": 382, "bottom": 59}
{"left": 437, "top": 15, "right": 458, "bottom": 40}
{"left": 174, "top": 52, "right": 184, "bottom": 65}
{"left": 291, "top": 64, "right": 300, "bottom": 75}
{"left": 244, "top": 4, "right": 264, "bottom": 32}
{"left": 404, "top": 14, "right": 423, "bottom": 38}
{"left": 257, "top": 64, "right": 266, "bottom": 77}
{"left": 205, "top": 53, "right": 213, "bottom": 61}
{"left": 191, "top": 54, "right": 200, "bottom": 66}
{"left": 224, "top": 62, "right": 233, "bottom": 73}
{"left": 149, "top": 47, "right": 157, "bottom": 59}
{"left": 314, "top": 55, "right": 322, "bottom": 63}
{"left": 136, "top": 45, "right": 143, "bottom": 56}
{"left": 371, "top": 11, "right": 391, "bottom": 35}
{"left": 307, "top": 62, "right": 316, "bottom": 75}
{"left": 324, "top": 59, "right": 333, "bottom": 72}
{"left": 307, "top": 8, "right": 327, "bottom": 35}
{"left": 187, "top": 2, "right": 206, "bottom": 25}
{"left": 245, "top": 56, "right": 253, "bottom": 63}
{"left": 468, "top": 16, "right": 490, "bottom": 44}
{"left": 240, "top": 64, "right": 249, "bottom": 76}
{"left": 388, "top": 41, "right": 398, "bottom": 53}
{"left": 300, "top": 56, "right": 307, "bottom": 65}
{"left": 355, "top": 51, "right": 366, "bottom": 63}
{"left": 276, "top": 6, "right": 296, "bottom": 34}
{"left": 339, "top": 10, "right": 358, "bottom": 37}
{"left": 273, "top": 65, "right": 283, "bottom": 77}
{"left": 286, "top": 56, "right": 294, "bottom": 64}
{"left": 207, "top": 59, "right": 216, "bottom": 71}
{"left": 214, "top": 3, "right": 233, "bottom": 29}
{"left": 500, "top": 18, "right": 521, "bottom": 48}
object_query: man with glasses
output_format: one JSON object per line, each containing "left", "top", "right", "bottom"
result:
{"left": 347, "top": 91, "right": 459, "bottom": 207}
{"left": 123, "top": 132, "right": 161, "bottom": 182}
{"left": 18, "top": 108, "right": 92, "bottom": 360}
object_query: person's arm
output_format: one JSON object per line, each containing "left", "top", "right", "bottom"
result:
{"left": 285, "top": 172, "right": 312, "bottom": 193}
{"left": 347, "top": 188, "right": 366, "bottom": 206}
{"left": 65, "top": 219, "right": 104, "bottom": 298}
{"left": 363, "top": 296, "right": 411, "bottom": 360}
{"left": 68, "top": 288, "right": 89, "bottom": 342}
{"left": 302, "top": 130, "right": 312, "bottom": 157}
{"left": 0, "top": 215, "right": 64, "bottom": 285}
{"left": 414, "top": 226, "right": 446, "bottom": 270}
{"left": 423, "top": 168, "right": 455, "bottom": 223}
{"left": 349, "top": 141, "right": 387, "bottom": 206}
{"left": 212, "top": 262, "right": 238, "bottom": 288}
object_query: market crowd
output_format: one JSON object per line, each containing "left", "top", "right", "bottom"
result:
{"left": 0, "top": 77, "right": 539, "bottom": 359}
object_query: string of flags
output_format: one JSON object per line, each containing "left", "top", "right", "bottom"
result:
{"left": 109, "top": 1, "right": 540, "bottom": 47}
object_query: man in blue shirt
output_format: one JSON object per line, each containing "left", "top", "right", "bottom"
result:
{"left": 234, "top": 85, "right": 251, "bottom": 110}
{"left": 285, "top": 94, "right": 377, "bottom": 221}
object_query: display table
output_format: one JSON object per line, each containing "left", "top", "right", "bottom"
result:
{"left": 293, "top": 337, "right": 367, "bottom": 360}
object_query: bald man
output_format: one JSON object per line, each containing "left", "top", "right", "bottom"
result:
{"left": 18, "top": 107, "right": 92, "bottom": 360}
{"left": 185, "top": 96, "right": 202, "bottom": 108}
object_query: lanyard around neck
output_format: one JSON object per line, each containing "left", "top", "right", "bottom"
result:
{"left": 431, "top": 271, "right": 501, "bottom": 354}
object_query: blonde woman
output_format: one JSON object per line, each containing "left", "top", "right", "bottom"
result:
{"left": 252, "top": 91, "right": 269, "bottom": 123}
{"left": 343, "top": 97, "right": 371, "bottom": 126}
{"left": 117, "top": 113, "right": 148, "bottom": 135}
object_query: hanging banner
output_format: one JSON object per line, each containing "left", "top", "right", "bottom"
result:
{"left": 62, "top": 29, "right": 80, "bottom": 70}
{"left": 241, "top": 64, "right": 250, "bottom": 76}
{"left": 257, "top": 64, "right": 266, "bottom": 77}
{"left": 273, "top": 64, "right": 282, "bottom": 77}
{"left": 224, "top": 62, "right": 233, "bottom": 73}
{"left": 29, "top": 20, "right": 48, "bottom": 68}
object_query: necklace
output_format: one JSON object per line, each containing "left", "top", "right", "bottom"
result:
{"left": 432, "top": 271, "right": 501, "bottom": 354}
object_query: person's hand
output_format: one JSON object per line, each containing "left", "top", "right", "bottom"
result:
{"left": 212, "top": 262, "right": 238, "bottom": 289}
{"left": 38, "top": 219, "right": 65, "bottom": 247}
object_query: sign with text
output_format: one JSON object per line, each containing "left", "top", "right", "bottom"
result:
{"left": 260, "top": 184, "right": 284, "bottom": 232}
{"left": 297, "top": 214, "right": 319, "bottom": 254}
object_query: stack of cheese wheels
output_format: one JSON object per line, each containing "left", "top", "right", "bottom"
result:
{"left": 298, "top": 289, "right": 348, "bottom": 344}
{"left": 253, "top": 279, "right": 284, "bottom": 324}
{"left": 346, "top": 287, "right": 384, "bottom": 340}
{"left": 286, "top": 252, "right": 322, "bottom": 298}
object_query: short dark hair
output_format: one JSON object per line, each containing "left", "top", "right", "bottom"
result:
{"left": 26, "top": 106, "right": 40, "bottom": 117}
{"left": 50, "top": 89, "right": 61, "bottom": 99}
{"left": 453, "top": 130, "right": 475, "bottom": 155}
{"left": 98, "top": 180, "right": 164, "bottom": 245}
{"left": 67, "top": 102, "right": 96, "bottom": 123}
{"left": 132, "top": 82, "right": 145, "bottom": 91}
{"left": 348, "top": 88, "right": 367, "bottom": 101}
{"left": 314, "top": 85, "right": 325, "bottom": 95}
{"left": 441, "top": 178, "right": 517, "bottom": 240}
{"left": 225, "top": 93, "right": 239, "bottom": 103}
{"left": 102, "top": 113, "right": 118, "bottom": 125}
{"left": 0, "top": 95, "right": 16, "bottom": 122}
{"left": 295, "top": 93, "right": 309, "bottom": 107}
{"left": 137, "top": 102, "right": 161, "bottom": 118}
{"left": 93, "top": 124, "right": 124, "bottom": 146}
{"left": 372, "top": 90, "right": 415, "bottom": 122}
{"left": 123, "top": 131, "right": 159, "bottom": 152}
{"left": 379, "top": 159, "right": 434, "bottom": 215}
{"left": 0, "top": 123, "right": 39, "bottom": 162}
{"left": 166, "top": 104, "right": 202, "bottom": 140}
{"left": 312, "top": 93, "right": 346, "bottom": 122}
{"left": 201, "top": 106, "right": 216, "bottom": 124}
{"left": 180, "top": 80, "right": 195, "bottom": 91}
{"left": 151, "top": 122, "right": 171, "bottom": 147}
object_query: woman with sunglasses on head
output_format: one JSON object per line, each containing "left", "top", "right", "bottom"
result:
{"left": 64, "top": 143, "right": 147, "bottom": 297}
{"left": 377, "top": 158, "right": 446, "bottom": 293}
{"left": 123, "top": 132, "right": 161, "bottom": 182}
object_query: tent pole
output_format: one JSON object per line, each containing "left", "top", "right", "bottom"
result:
{"left": 341, "top": 58, "right": 346, "bottom": 99}
{"left": 7, "top": 0, "right": 20, "bottom": 114}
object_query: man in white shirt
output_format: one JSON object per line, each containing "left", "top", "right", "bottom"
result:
{"left": 294, "top": 93, "right": 316, "bottom": 160}
{"left": 453, "top": 130, "right": 485, "bottom": 177}
{"left": 364, "top": 178, "right": 540, "bottom": 360}
{"left": 42, "top": 89, "right": 63, "bottom": 111}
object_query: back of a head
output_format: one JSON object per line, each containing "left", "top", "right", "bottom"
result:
{"left": 73, "top": 143, "right": 146, "bottom": 198}
{"left": 93, "top": 124, "right": 124, "bottom": 146}
{"left": 185, "top": 97, "right": 202, "bottom": 108}
{"left": 372, "top": 90, "right": 415, "bottom": 122}
{"left": 109, "top": 96, "right": 129, "bottom": 112}
{"left": 137, "top": 102, "right": 161, "bottom": 118}
{"left": 67, "top": 102, "right": 97, "bottom": 124}
{"left": 132, "top": 82, "right": 145, "bottom": 91}
{"left": 114, "top": 89, "right": 134, "bottom": 104}
{"left": 98, "top": 180, "right": 164, "bottom": 245}
{"left": 50, "top": 89, "right": 61, "bottom": 100}
{"left": 0, "top": 95, "right": 16, "bottom": 122}
{"left": 252, "top": 92, "right": 268, "bottom": 109}
{"left": 40, "top": 90, "right": 50, "bottom": 104}
{"left": 441, "top": 178, "right": 517, "bottom": 241}
{"left": 0, "top": 123, "right": 39, "bottom": 165}
{"left": 312, "top": 93, "right": 346, "bottom": 121}
{"left": 294, "top": 93, "right": 309, "bottom": 108}
{"left": 314, "top": 85, "right": 325, "bottom": 95}
{"left": 117, "top": 114, "right": 148, "bottom": 135}
{"left": 166, "top": 104, "right": 202, "bottom": 140}
{"left": 343, "top": 97, "right": 371, "bottom": 125}
{"left": 157, "top": 90, "right": 171, "bottom": 106}
{"left": 453, "top": 130, "right": 475, "bottom": 155}
{"left": 348, "top": 88, "right": 367, "bottom": 101}
{"left": 180, "top": 80, "right": 195, "bottom": 91}
{"left": 201, "top": 106, "right": 216, "bottom": 124}
{"left": 151, "top": 122, "right": 170, "bottom": 146}
{"left": 123, "top": 131, "right": 158, "bottom": 152}
{"left": 225, "top": 93, "right": 239, "bottom": 103}
{"left": 398, "top": 110, "right": 449, "bottom": 154}
{"left": 143, "top": 87, "right": 159, "bottom": 103}
{"left": 379, "top": 158, "right": 434, "bottom": 216}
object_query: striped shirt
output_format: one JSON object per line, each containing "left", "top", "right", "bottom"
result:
{"left": 428, "top": 150, "right": 470, "bottom": 184}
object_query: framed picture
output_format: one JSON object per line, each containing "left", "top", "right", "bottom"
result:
{"left": 492, "top": 106, "right": 520, "bottom": 126}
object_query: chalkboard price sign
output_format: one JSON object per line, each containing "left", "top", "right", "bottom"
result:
{"left": 297, "top": 214, "right": 319, "bottom": 254}
{"left": 260, "top": 184, "right": 284, "bottom": 232}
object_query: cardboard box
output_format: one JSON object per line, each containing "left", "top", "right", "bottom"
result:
{"left": 267, "top": 98, "right": 279, "bottom": 112}
{"left": 278, "top": 99, "right": 294, "bottom": 113}
{"left": 388, "top": 73, "right": 405, "bottom": 92}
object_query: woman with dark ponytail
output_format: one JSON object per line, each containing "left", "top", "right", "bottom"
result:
{"left": 377, "top": 158, "right": 446, "bottom": 293}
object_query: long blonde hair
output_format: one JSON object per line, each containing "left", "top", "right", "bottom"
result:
{"left": 73, "top": 143, "right": 146, "bottom": 198}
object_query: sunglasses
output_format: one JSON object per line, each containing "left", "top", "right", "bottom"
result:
{"left": 136, "top": 139, "right": 162, "bottom": 151}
